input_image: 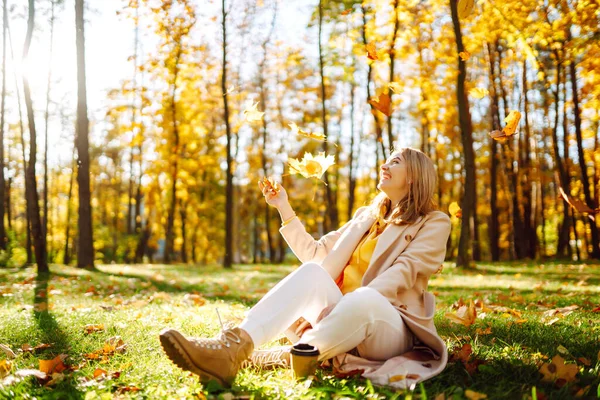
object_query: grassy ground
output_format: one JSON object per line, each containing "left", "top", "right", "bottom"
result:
{"left": 0, "top": 261, "right": 599, "bottom": 399}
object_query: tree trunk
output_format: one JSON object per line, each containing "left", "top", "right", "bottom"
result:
{"left": 568, "top": 52, "right": 600, "bottom": 259}
{"left": 521, "top": 59, "right": 536, "bottom": 258}
{"left": 42, "top": 0, "right": 55, "bottom": 264}
{"left": 5, "top": 177, "right": 10, "bottom": 230}
{"left": 450, "top": 0, "right": 476, "bottom": 268}
{"left": 387, "top": 0, "right": 399, "bottom": 150}
{"left": 164, "top": 49, "right": 181, "bottom": 263}
{"left": 485, "top": 42, "right": 500, "bottom": 261}
{"left": 221, "top": 0, "right": 233, "bottom": 268}
{"left": 180, "top": 198, "right": 187, "bottom": 263}
{"left": 64, "top": 152, "right": 75, "bottom": 265}
{"left": 23, "top": 0, "right": 48, "bottom": 274}
{"left": 347, "top": 84, "right": 357, "bottom": 220}
{"left": 0, "top": 0, "right": 6, "bottom": 250}
{"left": 75, "top": 0, "right": 94, "bottom": 269}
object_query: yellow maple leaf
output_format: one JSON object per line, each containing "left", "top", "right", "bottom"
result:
{"left": 288, "top": 152, "right": 335, "bottom": 180}
{"left": 259, "top": 176, "right": 280, "bottom": 194}
{"left": 457, "top": 0, "right": 475, "bottom": 18}
{"left": 445, "top": 299, "right": 477, "bottom": 327}
{"left": 289, "top": 123, "right": 326, "bottom": 141}
{"left": 0, "top": 359, "right": 11, "bottom": 379}
{"left": 502, "top": 110, "right": 521, "bottom": 136}
{"left": 459, "top": 51, "right": 471, "bottom": 61}
{"left": 368, "top": 92, "right": 392, "bottom": 117}
{"left": 366, "top": 43, "right": 378, "bottom": 61}
{"left": 243, "top": 101, "right": 264, "bottom": 123}
{"left": 449, "top": 202, "right": 462, "bottom": 218}
{"left": 39, "top": 354, "right": 68, "bottom": 375}
{"left": 539, "top": 355, "right": 579, "bottom": 384}
{"left": 469, "top": 87, "right": 489, "bottom": 99}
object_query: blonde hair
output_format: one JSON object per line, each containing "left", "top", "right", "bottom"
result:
{"left": 368, "top": 147, "right": 438, "bottom": 225}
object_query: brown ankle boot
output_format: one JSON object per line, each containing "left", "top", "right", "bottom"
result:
{"left": 242, "top": 346, "right": 291, "bottom": 369}
{"left": 159, "top": 327, "right": 254, "bottom": 387}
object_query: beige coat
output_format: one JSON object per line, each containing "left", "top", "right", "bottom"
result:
{"left": 279, "top": 206, "right": 452, "bottom": 389}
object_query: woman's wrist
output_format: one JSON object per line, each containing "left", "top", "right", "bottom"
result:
{"left": 277, "top": 203, "right": 295, "bottom": 223}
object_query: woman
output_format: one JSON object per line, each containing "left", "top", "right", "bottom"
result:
{"left": 160, "top": 147, "right": 451, "bottom": 389}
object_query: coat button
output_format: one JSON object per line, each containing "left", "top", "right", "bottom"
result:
{"left": 405, "top": 234, "right": 412, "bottom": 242}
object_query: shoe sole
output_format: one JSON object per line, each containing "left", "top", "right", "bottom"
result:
{"left": 159, "top": 329, "right": 227, "bottom": 387}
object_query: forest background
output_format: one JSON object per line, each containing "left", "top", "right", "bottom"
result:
{"left": 1, "top": 0, "right": 599, "bottom": 273}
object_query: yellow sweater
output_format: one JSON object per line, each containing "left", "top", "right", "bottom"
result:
{"left": 339, "top": 217, "right": 387, "bottom": 295}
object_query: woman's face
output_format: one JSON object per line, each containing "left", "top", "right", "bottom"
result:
{"left": 377, "top": 151, "right": 409, "bottom": 203}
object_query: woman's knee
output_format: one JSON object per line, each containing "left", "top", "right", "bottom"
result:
{"left": 338, "top": 287, "right": 393, "bottom": 317}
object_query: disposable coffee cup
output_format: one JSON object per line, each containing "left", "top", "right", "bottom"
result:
{"left": 290, "top": 343, "right": 320, "bottom": 379}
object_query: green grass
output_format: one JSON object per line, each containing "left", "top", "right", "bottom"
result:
{"left": 0, "top": 261, "right": 599, "bottom": 399}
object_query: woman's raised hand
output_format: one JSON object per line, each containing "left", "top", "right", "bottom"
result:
{"left": 258, "top": 178, "right": 289, "bottom": 209}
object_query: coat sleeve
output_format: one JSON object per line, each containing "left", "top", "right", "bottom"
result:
{"left": 279, "top": 206, "right": 369, "bottom": 264}
{"left": 367, "top": 211, "right": 451, "bottom": 300}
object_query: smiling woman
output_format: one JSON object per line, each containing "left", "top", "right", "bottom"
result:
{"left": 159, "top": 147, "right": 452, "bottom": 390}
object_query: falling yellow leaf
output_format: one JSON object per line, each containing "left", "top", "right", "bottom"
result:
{"left": 449, "top": 202, "right": 462, "bottom": 218}
{"left": 288, "top": 152, "right": 335, "bottom": 181}
{"left": 457, "top": 0, "right": 475, "bottom": 18}
{"left": 465, "top": 390, "right": 487, "bottom": 400}
{"left": 368, "top": 93, "right": 392, "bottom": 117}
{"left": 388, "top": 82, "right": 402, "bottom": 93}
{"left": 539, "top": 355, "right": 579, "bottom": 385}
{"left": 289, "top": 123, "right": 326, "bottom": 141}
{"left": 445, "top": 299, "right": 477, "bottom": 327}
{"left": 243, "top": 102, "right": 264, "bottom": 123}
{"left": 459, "top": 51, "right": 471, "bottom": 61}
{"left": 502, "top": 110, "right": 521, "bottom": 136}
{"left": 366, "top": 43, "right": 378, "bottom": 60}
{"left": 469, "top": 88, "right": 489, "bottom": 99}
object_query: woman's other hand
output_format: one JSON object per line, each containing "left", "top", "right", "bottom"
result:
{"left": 258, "top": 179, "right": 289, "bottom": 209}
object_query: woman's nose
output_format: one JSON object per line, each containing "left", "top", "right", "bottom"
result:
{"left": 381, "top": 164, "right": 389, "bottom": 171}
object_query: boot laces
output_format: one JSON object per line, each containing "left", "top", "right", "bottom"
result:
{"left": 191, "top": 308, "right": 241, "bottom": 349}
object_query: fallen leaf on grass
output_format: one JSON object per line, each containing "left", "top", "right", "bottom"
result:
{"left": 465, "top": 390, "right": 487, "bottom": 400}
{"left": 0, "top": 344, "right": 16, "bottom": 359}
{"left": 0, "top": 360, "right": 11, "bottom": 379}
{"left": 445, "top": 300, "right": 477, "bottom": 327}
{"left": 84, "top": 324, "right": 105, "bottom": 334}
{"left": 475, "top": 327, "right": 492, "bottom": 335}
{"left": 184, "top": 293, "right": 206, "bottom": 306}
{"left": 46, "top": 372, "right": 65, "bottom": 386}
{"left": 93, "top": 368, "right": 107, "bottom": 379}
{"left": 576, "top": 357, "right": 590, "bottom": 366}
{"left": 539, "top": 355, "right": 578, "bottom": 386}
{"left": 39, "top": 354, "right": 68, "bottom": 375}
{"left": 21, "top": 343, "right": 52, "bottom": 353}
{"left": 103, "top": 336, "right": 127, "bottom": 354}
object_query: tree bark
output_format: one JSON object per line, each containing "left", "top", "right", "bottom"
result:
{"left": 485, "top": 42, "right": 500, "bottom": 261}
{"left": 64, "top": 152, "right": 76, "bottom": 265}
{"left": 221, "top": 0, "right": 233, "bottom": 268}
{"left": 0, "top": 0, "right": 6, "bottom": 250}
{"left": 75, "top": 0, "right": 94, "bottom": 269}
{"left": 568, "top": 51, "right": 600, "bottom": 259}
{"left": 521, "top": 59, "right": 536, "bottom": 258}
{"left": 387, "top": 0, "right": 400, "bottom": 150}
{"left": 23, "top": 0, "right": 48, "bottom": 274}
{"left": 450, "top": 0, "right": 476, "bottom": 268}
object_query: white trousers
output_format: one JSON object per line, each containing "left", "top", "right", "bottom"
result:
{"left": 239, "top": 262, "right": 413, "bottom": 361}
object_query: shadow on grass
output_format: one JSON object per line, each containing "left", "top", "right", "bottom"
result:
{"left": 33, "top": 273, "right": 83, "bottom": 399}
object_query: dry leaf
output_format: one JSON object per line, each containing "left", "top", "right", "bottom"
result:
{"left": 502, "top": 110, "right": 521, "bottom": 136}
{"left": 0, "top": 344, "right": 16, "bottom": 359}
{"left": 368, "top": 93, "right": 392, "bottom": 116}
{"left": 558, "top": 186, "right": 599, "bottom": 220}
{"left": 243, "top": 102, "right": 264, "bottom": 123}
{"left": 39, "top": 354, "right": 68, "bottom": 375}
{"left": 84, "top": 324, "right": 105, "bottom": 334}
{"left": 449, "top": 202, "right": 462, "bottom": 218}
{"left": 93, "top": 368, "right": 108, "bottom": 379}
{"left": 104, "top": 336, "right": 127, "bottom": 354}
{"left": 0, "top": 360, "right": 11, "bottom": 379}
{"left": 184, "top": 293, "right": 207, "bottom": 306}
{"left": 288, "top": 152, "right": 335, "bottom": 181}
{"left": 465, "top": 390, "right": 487, "bottom": 400}
{"left": 576, "top": 357, "right": 591, "bottom": 366}
{"left": 366, "top": 43, "right": 378, "bottom": 61}
{"left": 289, "top": 122, "right": 326, "bottom": 141}
{"left": 459, "top": 51, "right": 471, "bottom": 61}
{"left": 539, "top": 355, "right": 578, "bottom": 384}
{"left": 475, "top": 327, "right": 492, "bottom": 335}
{"left": 46, "top": 372, "right": 65, "bottom": 386}
{"left": 457, "top": 0, "right": 475, "bottom": 18}
{"left": 469, "top": 88, "right": 489, "bottom": 99}
{"left": 445, "top": 299, "right": 477, "bottom": 327}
